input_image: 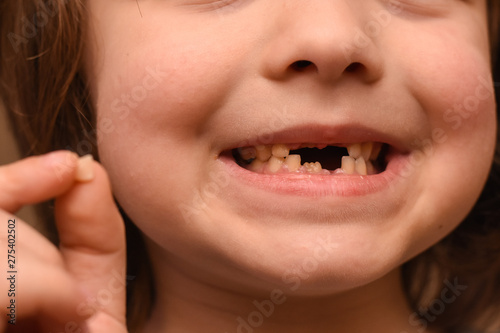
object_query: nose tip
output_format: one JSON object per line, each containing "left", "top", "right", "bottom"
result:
{"left": 259, "top": 3, "right": 385, "bottom": 85}
{"left": 286, "top": 59, "right": 381, "bottom": 84}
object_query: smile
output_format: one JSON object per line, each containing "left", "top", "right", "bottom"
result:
{"left": 218, "top": 124, "right": 413, "bottom": 197}
{"left": 233, "top": 142, "right": 388, "bottom": 176}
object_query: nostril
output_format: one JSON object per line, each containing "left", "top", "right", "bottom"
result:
{"left": 345, "top": 62, "right": 362, "bottom": 73}
{"left": 291, "top": 60, "right": 314, "bottom": 71}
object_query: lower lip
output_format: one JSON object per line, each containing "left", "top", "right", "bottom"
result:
{"left": 218, "top": 153, "right": 411, "bottom": 197}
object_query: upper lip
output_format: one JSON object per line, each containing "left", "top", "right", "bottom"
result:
{"left": 220, "top": 122, "right": 412, "bottom": 154}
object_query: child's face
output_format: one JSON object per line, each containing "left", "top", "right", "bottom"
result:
{"left": 87, "top": 0, "right": 495, "bottom": 293}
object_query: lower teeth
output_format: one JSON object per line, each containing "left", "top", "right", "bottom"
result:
{"left": 243, "top": 153, "right": 378, "bottom": 176}
{"left": 235, "top": 143, "right": 384, "bottom": 176}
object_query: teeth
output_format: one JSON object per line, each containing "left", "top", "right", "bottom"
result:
{"left": 255, "top": 145, "right": 272, "bottom": 162}
{"left": 238, "top": 147, "right": 257, "bottom": 161}
{"left": 304, "top": 162, "right": 322, "bottom": 173}
{"left": 249, "top": 159, "right": 265, "bottom": 172}
{"left": 341, "top": 156, "right": 355, "bottom": 175}
{"left": 241, "top": 142, "right": 384, "bottom": 175}
{"left": 285, "top": 154, "right": 301, "bottom": 172}
{"left": 360, "top": 142, "right": 373, "bottom": 161}
{"left": 370, "top": 143, "right": 382, "bottom": 160}
{"left": 347, "top": 143, "right": 362, "bottom": 159}
{"left": 268, "top": 156, "right": 285, "bottom": 173}
{"left": 272, "top": 144, "right": 290, "bottom": 158}
{"left": 366, "top": 160, "right": 376, "bottom": 175}
{"left": 355, "top": 157, "right": 367, "bottom": 176}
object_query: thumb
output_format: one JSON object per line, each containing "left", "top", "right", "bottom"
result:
{"left": 55, "top": 156, "right": 127, "bottom": 332}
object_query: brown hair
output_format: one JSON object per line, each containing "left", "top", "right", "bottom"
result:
{"left": 1, "top": 1, "right": 500, "bottom": 332}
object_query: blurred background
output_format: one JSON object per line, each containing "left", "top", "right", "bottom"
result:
{"left": 0, "top": 100, "right": 19, "bottom": 165}
{"left": 0, "top": 100, "right": 40, "bottom": 227}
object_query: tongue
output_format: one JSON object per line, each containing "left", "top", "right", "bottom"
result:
{"left": 291, "top": 146, "right": 347, "bottom": 171}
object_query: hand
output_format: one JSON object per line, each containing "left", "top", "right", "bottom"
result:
{"left": 0, "top": 151, "right": 127, "bottom": 333}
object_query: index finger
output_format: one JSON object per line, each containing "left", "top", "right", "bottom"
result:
{"left": 0, "top": 151, "right": 79, "bottom": 213}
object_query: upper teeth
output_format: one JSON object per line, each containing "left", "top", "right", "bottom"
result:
{"left": 238, "top": 143, "right": 383, "bottom": 176}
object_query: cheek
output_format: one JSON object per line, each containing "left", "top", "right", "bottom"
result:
{"left": 96, "top": 59, "right": 223, "bottom": 138}
{"left": 91, "top": 22, "right": 250, "bottom": 239}
{"left": 90, "top": 9, "right": 247, "bottom": 143}
{"left": 382, "top": 21, "right": 497, "bottom": 255}
{"left": 411, "top": 47, "right": 496, "bottom": 174}
{"left": 393, "top": 20, "right": 496, "bottom": 171}
{"left": 398, "top": 58, "right": 496, "bottom": 256}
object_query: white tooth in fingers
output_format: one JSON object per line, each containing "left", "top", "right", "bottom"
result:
{"left": 361, "top": 142, "right": 373, "bottom": 161}
{"left": 255, "top": 145, "right": 272, "bottom": 161}
{"left": 268, "top": 156, "right": 284, "bottom": 173}
{"left": 355, "top": 157, "right": 367, "bottom": 176}
{"left": 76, "top": 155, "right": 94, "bottom": 182}
{"left": 286, "top": 154, "right": 301, "bottom": 172}
{"left": 238, "top": 147, "right": 256, "bottom": 161}
{"left": 366, "top": 160, "right": 376, "bottom": 175}
{"left": 370, "top": 143, "right": 383, "bottom": 161}
{"left": 272, "top": 144, "right": 290, "bottom": 158}
{"left": 347, "top": 143, "right": 362, "bottom": 159}
{"left": 341, "top": 156, "right": 355, "bottom": 174}
{"left": 249, "top": 159, "right": 265, "bottom": 172}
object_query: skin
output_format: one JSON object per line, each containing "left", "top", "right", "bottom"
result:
{"left": 1, "top": 0, "right": 495, "bottom": 332}
{"left": 0, "top": 152, "right": 127, "bottom": 332}
{"left": 85, "top": 0, "right": 495, "bottom": 332}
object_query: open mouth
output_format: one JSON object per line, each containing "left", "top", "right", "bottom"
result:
{"left": 231, "top": 142, "right": 389, "bottom": 176}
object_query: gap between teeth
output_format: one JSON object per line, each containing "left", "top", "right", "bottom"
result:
{"left": 238, "top": 143, "right": 382, "bottom": 176}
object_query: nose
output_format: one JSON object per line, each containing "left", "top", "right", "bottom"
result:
{"left": 259, "top": 1, "right": 386, "bottom": 85}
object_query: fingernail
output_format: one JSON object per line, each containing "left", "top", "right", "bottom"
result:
{"left": 76, "top": 155, "right": 95, "bottom": 182}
